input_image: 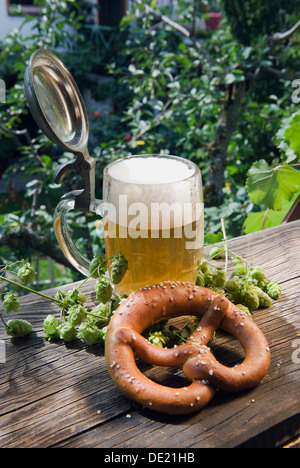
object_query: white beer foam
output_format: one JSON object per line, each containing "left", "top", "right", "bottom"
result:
{"left": 104, "top": 156, "right": 203, "bottom": 229}
{"left": 108, "top": 156, "right": 195, "bottom": 184}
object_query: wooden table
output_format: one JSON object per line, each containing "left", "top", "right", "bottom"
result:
{"left": 0, "top": 220, "right": 299, "bottom": 449}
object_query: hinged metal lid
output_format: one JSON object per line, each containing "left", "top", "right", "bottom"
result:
{"left": 24, "top": 48, "right": 96, "bottom": 212}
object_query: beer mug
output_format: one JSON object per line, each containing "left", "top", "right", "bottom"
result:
{"left": 24, "top": 49, "right": 204, "bottom": 295}
{"left": 55, "top": 154, "right": 204, "bottom": 295}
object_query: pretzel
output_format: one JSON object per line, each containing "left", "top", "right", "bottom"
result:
{"left": 105, "top": 281, "right": 270, "bottom": 414}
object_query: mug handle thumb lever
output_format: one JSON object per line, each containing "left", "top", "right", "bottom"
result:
{"left": 53, "top": 152, "right": 103, "bottom": 277}
{"left": 54, "top": 152, "right": 96, "bottom": 212}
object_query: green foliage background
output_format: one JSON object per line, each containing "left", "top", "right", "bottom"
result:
{"left": 0, "top": 0, "right": 299, "bottom": 286}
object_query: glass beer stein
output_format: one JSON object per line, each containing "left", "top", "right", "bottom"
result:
{"left": 55, "top": 154, "right": 204, "bottom": 295}
{"left": 23, "top": 49, "right": 204, "bottom": 295}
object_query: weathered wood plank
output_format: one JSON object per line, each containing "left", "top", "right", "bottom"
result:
{"left": 0, "top": 220, "right": 299, "bottom": 448}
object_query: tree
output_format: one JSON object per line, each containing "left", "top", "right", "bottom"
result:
{"left": 0, "top": 0, "right": 299, "bottom": 280}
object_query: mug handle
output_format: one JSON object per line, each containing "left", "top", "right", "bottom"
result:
{"left": 54, "top": 197, "right": 103, "bottom": 277}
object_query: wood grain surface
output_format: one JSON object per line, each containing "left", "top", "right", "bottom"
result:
{"left": 0, "top": 220, "right": 299, "bottom": 448}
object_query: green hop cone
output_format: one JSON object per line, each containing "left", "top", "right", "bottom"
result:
{"left": 225, "top": 275, "right": 241, "bottom": 293}
{"left": 89, "top": 255, "right": 107, "bottom": 279}
{"left": 90, "top": 302, "right": 109, "bottom": 318}
{"left": 55, "top": 288, "right": 86, "bottom": 311}
{"left": 266, "top": 281, "right": 282, "bottom": 300}
{"left": 204, "top": 265, "right": 226, "bottom": 288}
{"left": 5, "top": 319, "right": 32, "bottom": 338}
{"left": 96, "top": 276, "right": 112, "bottom": 304}
{"left": 54, "top": 290, "right": 72, "bottom": 309}
{"left": 212, "top": 267, "right": 226, "bottom": 288}
{"left": 109, "top": 294, "right": 127, "bottom": 318}
{"left": 110, "top": 254, "right": 128, "bottom": 285}
{"left": 77, "top": 322, "right": 100, "bottom": 347}
{"left": 17, "top": 263, "right": 36, "bottom": 285}
{"left": 259, "top": 291, "right": 272, "bottom": 308}
{"left": 249, "top": 266, "right": 266, "bottom": 283}
{"left": 233, "top": 262, "right": 248, "bottom": 277}
{"left": 209, "top": 286, "right": 225, "bottom": 295}
{"left": 227, "top": 288, "right": 244, "bottom": 304}
{"left": 147, "top": 331, "right": 169, "bottom": 348}
{"left": 244, "top": 281, "right": 272, "bottom": 308}
{"left": 232, "top": 255, "right": 243, "bottom": 266}
{"left": 2, "top": 293, "right": 20, "bottom": 313}
{"left": 67, "top": 304, "right": 87, "bottom": 326}
{"left": 199, "top": 258, "right": 210, "bottom": 273}
{"left": 195, "top": 268, "right": 205, "bottom": 286}
{"left": 209, "top": 246, "right": 225, "bottom": 259}
{"left": 44, "top": 314, "right": 60, "bottom": 340}
{"left": 252, "top": 286, "right": 272, "bottom": 308}
{"left": 58, "top": 323, "right": 77, "bottom": 342}
{"left": 241, "top": 288, "right": 260, "bottom": 311}
{"left": 235, "top": 304, "right": 251, "bottom": 318}
{"left": 87, "top": 302, "right": 109, "bottom": 327}
{"left": 66, "top": 288, "right": 87, "bottom": 304}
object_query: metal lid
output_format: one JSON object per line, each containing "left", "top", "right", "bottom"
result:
{"left": 24, "top": 48, "right": 95, "bottom": 212}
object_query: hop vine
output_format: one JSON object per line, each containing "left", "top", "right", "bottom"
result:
{"left": 0, "top": 237, "right": 282, "bottom": 350}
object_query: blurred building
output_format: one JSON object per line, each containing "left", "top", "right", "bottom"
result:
{"left": 0, "top": 0, "right": 221, "bottom": 41}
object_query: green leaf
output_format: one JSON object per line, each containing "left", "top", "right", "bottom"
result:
{"left": 224, "top": 73, "right": 236, "bottom": 84}
{"left": 244, "top": 210, "right": 285, "bottom": 234}
{"left": 204, "top": 231, "right": 223, "bottom": 245}
{"left": 289, "top": 123, "right": 300, "bottom": 156}
{"left": 246, "top": 160, "right": 300, "bottom": 210}
{"left": 244, "top": 191, "right": 300, "bottom": 234}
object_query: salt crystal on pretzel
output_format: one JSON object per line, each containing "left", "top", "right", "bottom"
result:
{"left": 105, "top": 282, "right": 270, "bottom": 415}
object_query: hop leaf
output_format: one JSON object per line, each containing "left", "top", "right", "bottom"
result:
{"left": 110, "top": 254, "right": 128, "bottom": 284}
{"left": 66, "top": 288, "right": 87, "bottom": 304}
{"left": 169, "top": 323, "right": 192, "bottom": 346}
{"left": 96, "top": 276, "right": 112, "bottom": 304}
{"left": 17, "top": 263, "right": 36, "bottom": 285}
{"left": 246, "top": 160, "right": 300, "bottom": 211}
{"left": 2, "top": 293, "right": 20, "bottom": 313}
{"left": 98, "top": 325, "right": 108, "bottom": 345}
{"left": 5, "top": 319, "right": 32, "bottom": 338}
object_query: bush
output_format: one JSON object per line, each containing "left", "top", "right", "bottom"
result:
{"left": 0, "top": 0, "right": 299, "bottom": 284}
